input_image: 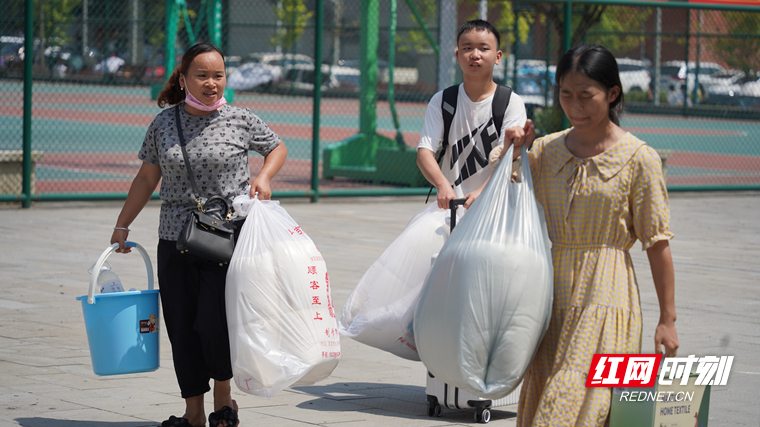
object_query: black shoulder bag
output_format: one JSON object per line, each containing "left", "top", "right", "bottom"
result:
{"left": 174, "top": 106, "right": 238, "bottom": 264}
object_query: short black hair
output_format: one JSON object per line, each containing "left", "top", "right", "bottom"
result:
{"left": 456, "top": 19, "right": 501, "bottom": 50}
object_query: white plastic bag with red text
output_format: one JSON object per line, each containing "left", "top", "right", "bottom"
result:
{"left": 338, "top": 203, "right": 463, "bottom": 361}
{"left": 226, "top": 196, "right": 340, "bottom": 397}
{"left": 413, "top": 145, "right": 553, "bottom": 400}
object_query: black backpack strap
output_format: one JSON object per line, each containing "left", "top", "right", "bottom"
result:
{"left": 426, "top": 84, "right": 460, "bottom": 204}
{"left": 491, "top": 84, "right": 513, "bottom": 147}
{"left": 439, "top": 84, "right": 460, "bottom": 165}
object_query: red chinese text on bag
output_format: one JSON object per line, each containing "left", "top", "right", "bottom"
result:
{"left": 226, "top": 196, "right": 340, "bottom": 397}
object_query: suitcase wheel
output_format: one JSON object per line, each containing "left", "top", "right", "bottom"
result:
{"left": 427, "top": 401, "right": 442, "bottom": 417}
{"left": 475, "top": 408, "right": 491, "bottom": 423}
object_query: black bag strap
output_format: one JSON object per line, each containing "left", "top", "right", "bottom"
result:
{"left": 174, "top": 106, "right": 231, "bottom": 218}
{"left": 425, "top": 84, "right": 512, "bottom": 203}
{"left": 492, "top": 84, "right": 513, "bottom": 140}
{"left": 174, "top": 106, "right": 204, "bottom": 211}
{"left": 438, "top": 84, "right": 460, "bottom": 166}
{"left": 425, "top": 85, "right": 460, "bottom": 203}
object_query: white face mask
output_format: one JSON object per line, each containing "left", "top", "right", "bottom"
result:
{"left": 182, "top": 75, "right": 227, "bottom": 112}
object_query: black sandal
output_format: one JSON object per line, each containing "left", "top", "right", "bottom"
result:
{"left": 208, "top": 406, "right": 239, "bottom": 427}
{"left": 161, "top": 415, "right": 193, "bottom": 427}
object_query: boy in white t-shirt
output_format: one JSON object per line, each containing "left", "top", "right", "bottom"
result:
{"left": 417, "top": 19, "right": 533, "bottom": 209}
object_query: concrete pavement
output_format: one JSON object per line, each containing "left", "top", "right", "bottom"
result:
{"left": 0, "top": 192, "right": 758, "bottom": 426}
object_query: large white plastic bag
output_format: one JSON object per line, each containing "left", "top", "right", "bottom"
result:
{"left": 226, "top": 196, "right": 340, "bottom": 397}
{"left": 413, "top": 145, "right": 553, "bottom": 399}
{"left": 338, "top": 203, "right": 463, "bottom": 361}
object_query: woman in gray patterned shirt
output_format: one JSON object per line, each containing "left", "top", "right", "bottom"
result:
{"left": 110, "top": 42, "right": 287, "bottom": 427}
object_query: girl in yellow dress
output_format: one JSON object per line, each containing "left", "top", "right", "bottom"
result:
{"left": 495, "top": 44, "right": 680, "bottom": 426}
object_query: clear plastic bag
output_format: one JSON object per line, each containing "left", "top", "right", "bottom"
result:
{"left": 414, "top": 145, "right": 553, "bottom": 399}
{"left": 226, "top": 196, "right": 340, "bottom": 397}
{"left": 338, "top": 203, "right": 463, "bottom": 361}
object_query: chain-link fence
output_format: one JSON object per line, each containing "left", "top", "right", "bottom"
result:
{"left": 2, "top": 0, "right": 759, "bottom": 205}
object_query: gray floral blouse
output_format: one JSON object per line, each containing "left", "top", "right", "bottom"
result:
{"left": 138, "top": 103, "right": 280, "bottom": 240}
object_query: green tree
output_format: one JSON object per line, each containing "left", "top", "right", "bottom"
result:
{"left": 465, "top": 0, "right": 532, "bottom": 47}
{"left": 586, "top": 6, "right": 651, "bottom": 54}
{"left": 2, "top": 0, "right": 78, "bottom": 47}
{"left": 534, "top": 2, "right": 606, "bottom": 51}
{"left": 397, "top": 0, "right": 532, "bottom": 54}
{"left": 397, "top": 0, "right": 438, "bottom": 54}
{"left": 38, "top": 0, "right": 79, "bottom": 44}
{"left": 711, "top": 11, "right": 760, "bottom": 78}
{"left": 270, "top": 0, "right": 314, "bottom": 51}
{"left": 535, "top": 3, "right": 651, "bottom": 57}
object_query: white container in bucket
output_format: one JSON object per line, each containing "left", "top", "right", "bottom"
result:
{"left": 77, "top": 241, "right": 160, "bottom": 376}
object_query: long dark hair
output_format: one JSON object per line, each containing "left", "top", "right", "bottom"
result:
{"left": 554, "top": 44, "right": 624, "bottom": 125}
{"left": 157, "top": 42, "right": 225, "bottom": 108}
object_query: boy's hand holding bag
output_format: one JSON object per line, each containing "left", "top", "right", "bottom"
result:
{"left": 226, "top": 195, "right": 340, "bottom": 397}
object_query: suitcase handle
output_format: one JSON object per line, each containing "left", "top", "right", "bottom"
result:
{"left": 449, "top": 198, "right": 467, "bottom": 231}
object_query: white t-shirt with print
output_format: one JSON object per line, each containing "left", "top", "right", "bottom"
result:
{"left": 417, "top": 84, "right": 527, "bottom": 197}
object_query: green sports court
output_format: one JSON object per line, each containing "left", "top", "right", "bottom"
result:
{"left": 2, "top": 81, "right": 758, "bottom": 195}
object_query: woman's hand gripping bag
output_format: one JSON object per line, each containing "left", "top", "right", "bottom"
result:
{"left": 226, "top": 196, "right": 340, "bottom": 397}
{"left": 413, "top": 145, "right": 553, "bottom": 399}
{"left": 338, "top": 203, "right": 463, "bottom": 361}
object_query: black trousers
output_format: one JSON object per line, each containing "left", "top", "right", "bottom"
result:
{"left": 157, "top": 221, "right": 244, "bottom": 398}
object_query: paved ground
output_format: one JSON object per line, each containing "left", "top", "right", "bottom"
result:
{"left": 0, "top": 192, "right": 758, "bottom": 426}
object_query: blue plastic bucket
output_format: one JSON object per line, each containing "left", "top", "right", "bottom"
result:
{"left": 77, "top": 242, "right": 160, "bottom": 376}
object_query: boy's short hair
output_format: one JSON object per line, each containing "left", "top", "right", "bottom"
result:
{"left": 456, "top": 19, "right": 501, "bottom": 50}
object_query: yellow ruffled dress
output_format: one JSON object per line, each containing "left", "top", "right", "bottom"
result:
{"left": 517, "top": 130, "right": 673, "bottom": 426}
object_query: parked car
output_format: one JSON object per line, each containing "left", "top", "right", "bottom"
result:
{"left": 273, "top": 63, "right": 363, "bottom": 95}
{"left": 330, "top": 65, "right": 361, "bottom": 91}
{"left": 703, "top": 73, "right": 760, "bottom": 108}
{"left": 0, "top": 36, "right": 26, "bottom": 68}
{"left": 616, "top": 58, "right": 651, "bottom": 94}
{"left": 338, "top": 58, "right": 418, "bottom": 85}
{"left": 516, "top": 74, "right": 553, "bottom": 107}
{"left": 243, "top": 52, "right": 313, "bottom": 74}
{"left": 226, "top": 62, "right": 279, "bottom": 91}
{"left": 658, "top": 60, "right": 726, "bottom": 98}
{"left": 700, "top": 69, "right": 754, "bottom": 106}
{"left": 514, "top": 67, "right": 556, "bottom": 107}
{"left": 740, "top": 77, "right": 760, "bottom": 98}
{"left": 227, "top": 52, "right": 315, "bottom": 90}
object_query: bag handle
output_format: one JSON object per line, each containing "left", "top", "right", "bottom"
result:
{"left": 517, "top": 145, "right": 534, "bottom": 192}
{"left": 87, "top": 242, "right": 154, "bottom": 304}
{"left": 203, "top": 195, "right": 232, "bottom": 221}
